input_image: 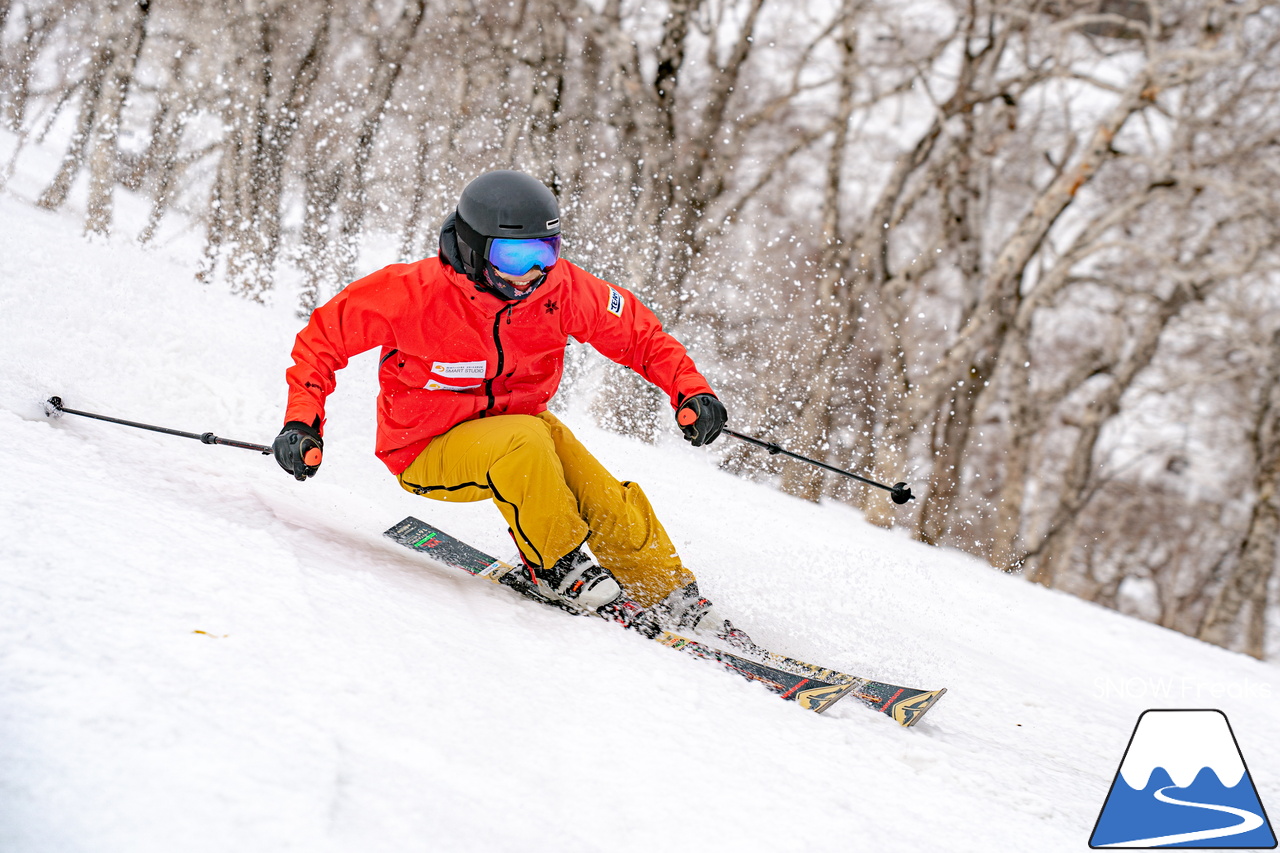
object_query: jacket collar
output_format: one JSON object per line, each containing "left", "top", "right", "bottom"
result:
{"left": 438, "top": 255, "right": 568, "bottom": 316}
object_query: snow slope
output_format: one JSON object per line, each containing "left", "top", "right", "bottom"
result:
{"left": 1, "top": 186, "right": 1277, "bottom": 853}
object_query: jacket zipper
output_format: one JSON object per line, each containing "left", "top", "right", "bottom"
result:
{"left": 483, "top": 306, "right": 514, "bottom": 416}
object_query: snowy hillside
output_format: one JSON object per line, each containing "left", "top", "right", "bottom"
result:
{"left": 1, "top": 179, "right": 1277, "bottom": 852}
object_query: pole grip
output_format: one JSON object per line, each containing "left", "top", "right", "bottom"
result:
{"left": 302, "top": 441, "right": 323, "bottom": 467}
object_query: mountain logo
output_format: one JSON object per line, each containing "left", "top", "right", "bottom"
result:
{"left": 1090, "top": 709, "right": 1276, "bottom": 848}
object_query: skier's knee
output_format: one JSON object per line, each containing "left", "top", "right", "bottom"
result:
{"left": 497, "top": 414, "right": 558, "bottom": 457}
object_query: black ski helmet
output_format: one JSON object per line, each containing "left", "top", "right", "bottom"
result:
{"left": 446, "top": 170, "right": 561, "bottom": 300}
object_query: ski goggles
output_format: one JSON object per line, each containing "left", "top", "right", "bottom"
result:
{"left": 487, "top": 236, "right": 561, "bottom": 277}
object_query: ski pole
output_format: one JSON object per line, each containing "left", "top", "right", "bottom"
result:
{"left": 44, "top": 396, "right": 272, "bottom": 455}
{"left": 723, "top": 427, "right": 914, "bottom": 504}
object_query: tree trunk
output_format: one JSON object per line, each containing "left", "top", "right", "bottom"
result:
{"left": 37, "top": 44, "right": 111, "bottom": 210}
{"left": 1026, "top": 281, "right": 1206, "bottom": 585}
{"left": 295, "top": 162, "right": 344, "bottom": 317}
{"left": 915, "top": 92, "right": 996, "bottom": 542}
{"left": 923, "top": 72, "right": 1156, "bottom": 422}
{"left": 652, "top": 0, "right": 767, "bottom": 324}
{"left": 85, "top": 0, "right": 152, "bottom": 237}
{"left": 1199, "top": 331, "right": 1280, "bottom": 654}
{"left": 138, "top": 71, "right": 199, "bottom": 246}
{"left": 989, "top": 340, "right": 1033, "bottom": 569}
{"left": 396, "top": 121, "right": 436, "bottom": 263}
{"left": 588, "top": 0, "right": 700, "bottom": 440}
{"left": 780, "top": 7, "right": 859, "bottom": 501}
{"left": 987, "top": 185, "right": 1155, "bottom": 569}
{"left": 2, "top": 6, "right": 61, "bottom": 133}
{"left": 918, "top": 367, "right": 986, "bottom": 546}
{"left": 333, "top": 0, "right": 425, "bottom": 285}
{"left": 223, "top": 10, "right": 272, "bottom": 299}
{"left": 1244, "top": 576, "right": 1269, "bottom": 660}
{"left": 209, "top": 1, "right": 330, "bottom": 300}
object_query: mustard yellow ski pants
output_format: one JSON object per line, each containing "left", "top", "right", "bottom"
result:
{"left": 397, "top": 411, "right": 694, "bottom": 607}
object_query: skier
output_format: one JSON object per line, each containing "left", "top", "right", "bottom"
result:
{"left": 273, "top": 169, "right": 747, "bottom": 643}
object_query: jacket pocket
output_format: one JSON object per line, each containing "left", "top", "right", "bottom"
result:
{"left": 381, "top": 352, "right": 431, "bottom": 389}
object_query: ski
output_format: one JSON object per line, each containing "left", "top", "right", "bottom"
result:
{"left": 384, "top": 516, "right": 945, "bottom": 725}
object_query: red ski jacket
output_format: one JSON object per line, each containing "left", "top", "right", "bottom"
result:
{"left": 284, "top": 257, "right": 716, "bottom": 474}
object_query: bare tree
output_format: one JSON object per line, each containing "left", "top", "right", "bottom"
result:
{"left": 1199, "top": 330, "right": 1280, "bottom": 656}
{"left": 81, "top": 0, "right": 150, "bottom": 236}
{"left": 1025, "top": 275, "right": 1223, "bottom": 585}
{"left": 136, "top": 36, "right": 204, "bottom": 245}
{"left": 36, "top": 0, "right": 127, "bottom": 212}
{"left": 0, "top": 1, "right": 66, "bottom": 133}
{"left": 198, "top": 0, "right": 331, "bottom": 301}
{"left": 330, "top": 0, "right": 426, "bottom": 286}
{"left": 777, "top": 0, "right": 866, "bottom": 500}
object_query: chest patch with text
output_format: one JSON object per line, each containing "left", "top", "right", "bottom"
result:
{"left": 431, "top": 360, "right": 487, "bottom": 380}
{"left": 426, "top": 380, "right": 482, "bottom": 392}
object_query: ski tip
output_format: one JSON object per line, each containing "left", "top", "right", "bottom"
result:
{"left": 803, "top": 680, "right": 864, "bottom": 714}
{"left": 898, "top": 687, "right": 947, "bottom": 727}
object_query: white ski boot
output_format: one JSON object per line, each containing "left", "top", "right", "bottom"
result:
{"left": 531, "top": 542, "right": 622, "bottom": 613}
{"left": 652, "top": 582, "right": 761, "bottom": 654}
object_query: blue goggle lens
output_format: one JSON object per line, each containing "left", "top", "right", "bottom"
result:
{"left": 488, "top": 236, "right": 561, "bottom": 276}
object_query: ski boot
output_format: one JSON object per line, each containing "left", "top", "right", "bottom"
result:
{"left": 527, "top": 542, "right": 623, "bottom": 614}
{"left": 651, "top": 582, "right": 762, "bottom": 655}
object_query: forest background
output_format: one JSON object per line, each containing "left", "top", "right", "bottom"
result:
{"left": 2, "top": 0, "right": 1277, "bottom": 658}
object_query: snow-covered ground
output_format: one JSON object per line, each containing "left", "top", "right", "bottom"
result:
{"left": 1, "top": 168, "right": 1277, "bottom": 853}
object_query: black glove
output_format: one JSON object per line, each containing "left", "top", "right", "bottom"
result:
{"left": 273, "top": 420, "right": 323, "bottom": 481}
{"left": 676, "top": 393, "right": 727, "bottom": 447}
